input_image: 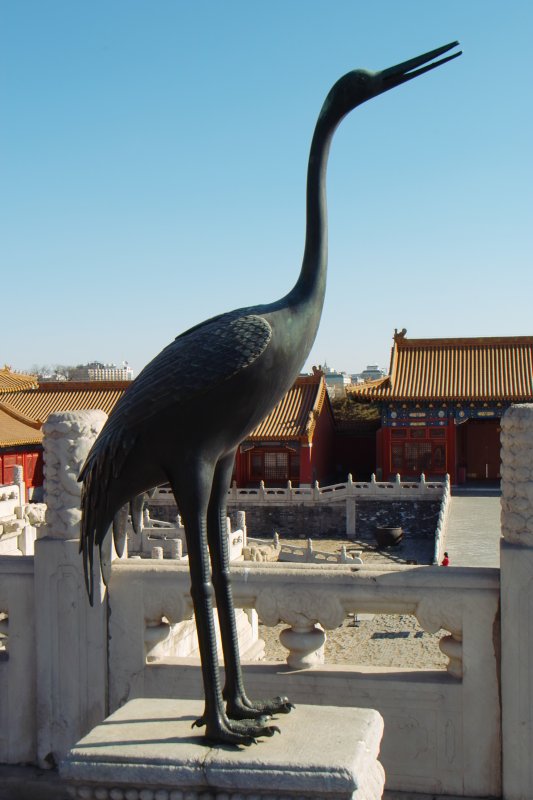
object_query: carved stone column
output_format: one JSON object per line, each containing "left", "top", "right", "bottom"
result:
{"left": 256, "top": 587, "right": 344, "bottom": 669}
{"left": 500, "top": 404, "right": 533, "bottom": 800}
{"left": 34, "top": 410, "right": 108, "bottom": 767}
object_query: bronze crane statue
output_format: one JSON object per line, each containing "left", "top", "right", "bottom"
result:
{"left": 79, "top": 41, "right": 461, "bottom": 745}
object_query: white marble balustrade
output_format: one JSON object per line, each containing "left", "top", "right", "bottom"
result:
{"left": 107, "top": 557, "right": 500, "bottom": 797}
{"left": 152, "top": 472, "right": 447, "bottom": 507}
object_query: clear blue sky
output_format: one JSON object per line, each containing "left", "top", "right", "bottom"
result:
{"left": 2, "top": 1, "right": 532, "bottom": 377}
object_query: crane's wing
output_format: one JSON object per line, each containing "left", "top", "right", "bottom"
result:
{"left": 85, "top": 311, "right": 272, "bottom": 462}
{"left": 79, "top": 311, "right": 272, "bottom": 603}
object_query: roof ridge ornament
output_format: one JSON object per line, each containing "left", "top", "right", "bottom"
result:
{"left": 394, "top": 328, "right": 407, "bottom": 342}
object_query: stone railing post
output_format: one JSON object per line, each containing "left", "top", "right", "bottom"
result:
{"left": 500, "top": 404, "right": 533, "bottom": 800}
{"left": 34, "top": 410, "right": 108, "bottom": 767}
{"left": 394, "top": 472, "right": 402, "bottom": 496}
{"left": 346, "top": 473, "right": 356, "bottom": 539}
{"left": 13, "top": 463, "right": 26, "bottom": 505}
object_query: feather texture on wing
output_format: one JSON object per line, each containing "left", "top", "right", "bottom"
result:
{"left": 79, "top": 311, "right": 272, "bottom": 604}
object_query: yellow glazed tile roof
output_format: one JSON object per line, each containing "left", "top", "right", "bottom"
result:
{"left": 248, "top": 374, "right": 328, "bottom": 441}
{"left": 0, "top": 367, "right": 38, "bottom": 393}
{"left": 0, "top": 404, "right": 42, "bottom": 447}
{"left": 0, "top": 376, "right": 329, "bottom": 449}
{"left": 0, "top": 381, "right": 130, "bottom": 425}
{"left": 350, "top": 334, "right": 533, "bottom": 402}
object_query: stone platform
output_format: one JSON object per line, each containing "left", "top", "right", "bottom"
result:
{"left": 60, "top": 698, "right": 385, "bottom": 800}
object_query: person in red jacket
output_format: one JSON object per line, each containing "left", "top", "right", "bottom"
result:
{"left": 441, "top": 552, "right": 450, "bottom": 567}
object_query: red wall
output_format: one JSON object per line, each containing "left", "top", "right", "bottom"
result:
{"left": 307, "top": 400, "right": 336, "bottom": 484}
{"left": 0, "top": 448, "right": 43, "bottom": 497}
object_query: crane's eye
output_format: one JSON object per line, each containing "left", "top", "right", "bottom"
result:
{"left": 353, "top": 73, "right": 369, "bottom": 90}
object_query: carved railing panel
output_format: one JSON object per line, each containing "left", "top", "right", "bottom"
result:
{"left": 109, "top": 559, "right": 498, "bottom": 682}
{"left": 106, "top": 558, "right": 499, "bottom": 798}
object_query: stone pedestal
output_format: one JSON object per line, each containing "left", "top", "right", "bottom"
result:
{"left": 61, "top": 698, "right": 385, "bottom": 799}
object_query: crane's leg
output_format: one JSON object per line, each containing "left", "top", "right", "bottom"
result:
{"left": 207, "top": 452, "right": 293, "bottom": 721}
{"left": 169, "top": 462, "right": 277, "bottom": 745}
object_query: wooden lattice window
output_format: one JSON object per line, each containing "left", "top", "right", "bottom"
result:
{"left": 264, "top": 452, "right": 289, "bottom": 481}
{"left": 250, "top": 453, "right": 263, "bottom": 479}
{"left": 405, "top": 442, "right": 432, "bottom": 472}
{"left": 391, "top": 444, "right": 404, "bottom": 471}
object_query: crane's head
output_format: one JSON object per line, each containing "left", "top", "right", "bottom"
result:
{"left": 321, "top": 41, "right": 461, "bottom": 122}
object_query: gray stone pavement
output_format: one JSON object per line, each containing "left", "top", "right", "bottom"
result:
{"left": 444, "top": 489, "right": 502, "bottom": 568}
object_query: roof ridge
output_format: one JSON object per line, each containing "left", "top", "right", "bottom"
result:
{"left": 0, "top": 401, "right": 42, "bottom": 429}
{"left": 305, "top": 376, "right": 328, "bottom": 439}
{"left": 396, "top": 335, "right": 533, "bottom": 348}
{"left": 0, "top": 367, "right": 38, "bottom": 393}
{"left": 33, "top": 380, "right": 133, "bottom": 392}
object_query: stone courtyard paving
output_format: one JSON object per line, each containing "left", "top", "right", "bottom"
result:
{"left": 256, "top": 536, "right": 448, "bottom": 669}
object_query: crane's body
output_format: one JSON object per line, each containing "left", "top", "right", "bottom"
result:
{"left": 80, "top": 294, "right": 322, "bottom": 532}
{"left": 80, "top": 41, "right": 461, "bottom": 745}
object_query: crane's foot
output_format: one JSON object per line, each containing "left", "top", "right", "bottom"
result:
{"left": 225, "top": 692, "right": 295, "bottom": 721}
{"left": 192, "top": 713, "right": 280, "bottom": 746}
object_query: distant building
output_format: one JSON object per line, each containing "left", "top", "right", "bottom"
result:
{"left": 69, "top": 361, "right": 134, "bottom": 382}
{"left": 352, "top": 364, "right": 387, "bottom": 383}
{"left": 321, "top": 361, "right": 352, "bottom": 399}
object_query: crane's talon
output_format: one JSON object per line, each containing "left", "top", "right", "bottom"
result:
{"left": 192, "top": 717, "right": 206, "bottom": 729}
{"left": 225, "top": 694, "right": 294, "bottom": 721}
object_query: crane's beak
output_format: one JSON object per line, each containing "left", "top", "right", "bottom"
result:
{"left": 380, "top": 41, "right": 462, "bottom": 92}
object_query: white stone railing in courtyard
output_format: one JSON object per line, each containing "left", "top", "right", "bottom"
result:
{"left": 0, "top": 468, "right": 44, "bottom": 556}
{"left": 151, "top": 472, "right": 447, "bottom": 507}
{"left": 7, "top": 406, "right": 533, "bottom": 799}
{"left": 433, "top": 473, "right": 451, "bottom": 564}
{"left": 0, "top": 554, "right": 36, "bottom": 763}
{"left": 107, "top": 557, "right": 500, "bottom": 797}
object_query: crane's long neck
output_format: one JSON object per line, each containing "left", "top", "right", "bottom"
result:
{"left": 288, "top": 108, "right": 341, "bottom": 319}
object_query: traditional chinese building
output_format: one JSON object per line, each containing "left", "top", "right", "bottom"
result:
{"left": 350, "top": 331, "right": 533, "bottom": 484}
{"left": 1, "top": 368, "right": 335, "bottom": 495}
{"left": 233, "top": 373, "right": 335, "bottom": 487}
{"left": 0, "top": 368, "right": 41, "bottom": 489}
{"left": 0, "top": 376, "right": 129, "bottom": 497}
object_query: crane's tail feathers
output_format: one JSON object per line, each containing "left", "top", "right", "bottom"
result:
{"left": 99, "top": 534, "right": 113, "bottom": 587}
{"left": 79, "top": 436, "right": 123, "bottom": 603}
{"left": 81, "top": 519, "right": 95, "bottom": 607}
{"left": 113, "top": 505, "right": 129, "bottom": 558}
{"left": 130, "top": 493, "right": 145, "bottom": 535}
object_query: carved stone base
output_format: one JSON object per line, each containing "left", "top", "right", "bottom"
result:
{"left": 61, "top": 698, "right": 385, "bottom": 800}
